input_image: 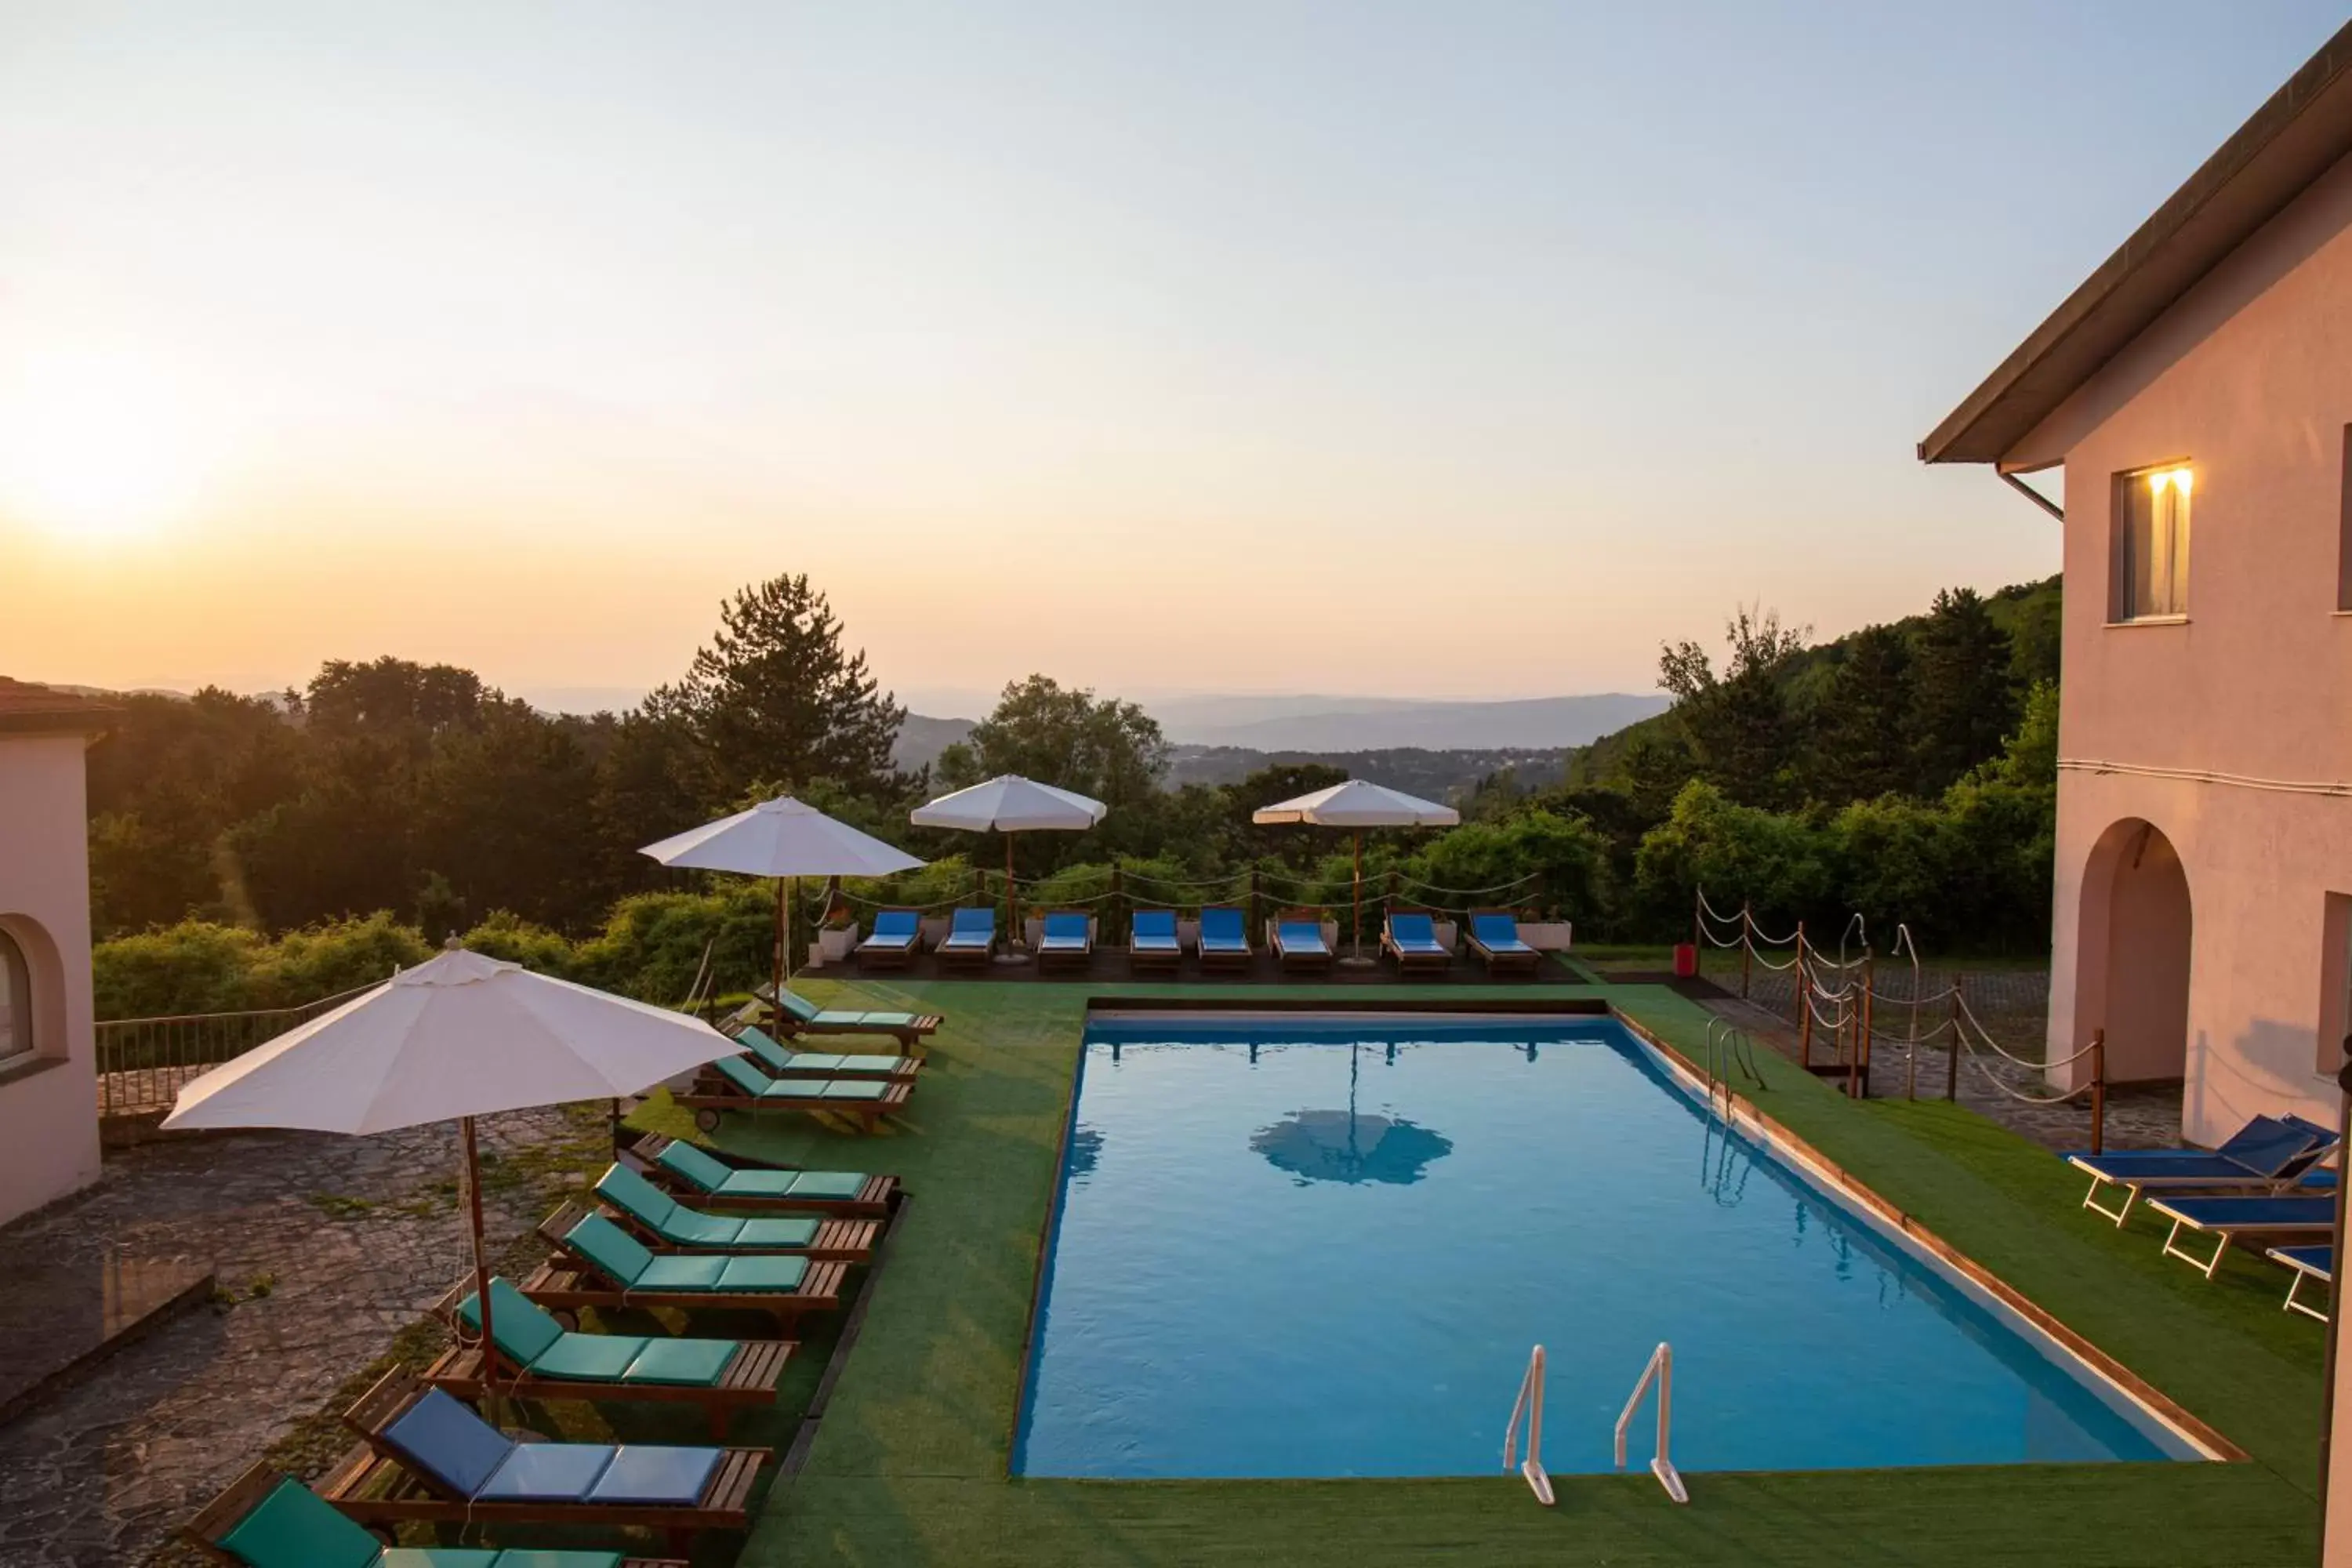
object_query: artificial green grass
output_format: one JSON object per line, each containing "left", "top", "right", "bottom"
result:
{"left": 627, "top": 977, "right": 2325, "bottom": 1566}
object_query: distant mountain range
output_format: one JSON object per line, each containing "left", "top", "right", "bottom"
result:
{"left": 887, "top": 692, "right": 1668, "bottom": 789}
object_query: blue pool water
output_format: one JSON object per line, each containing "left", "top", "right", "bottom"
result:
{"left": 1012, "top": 1014, "right": 2196, "bottom": 1479}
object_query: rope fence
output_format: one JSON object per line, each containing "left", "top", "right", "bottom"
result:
{"left": 1692, "top": 887, "right": 2108, "bottom": 1149}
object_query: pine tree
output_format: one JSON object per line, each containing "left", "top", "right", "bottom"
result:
{"left": 1812, "top": 623, "right": 1915, "bottom": 801}
{"left": 1909, "top": 587, "right": 2019, "bottom": 796}
{"left": 672, "top": 575, "right": 906, "bottom": 800}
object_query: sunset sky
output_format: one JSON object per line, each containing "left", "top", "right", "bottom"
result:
{"left": 3, "top": 2, "right": 2343, "bottom": 716}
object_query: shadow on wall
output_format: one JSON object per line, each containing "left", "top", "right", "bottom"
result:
{"left": 2185, "top": 1018, "right": 2335, "bottom": 1149}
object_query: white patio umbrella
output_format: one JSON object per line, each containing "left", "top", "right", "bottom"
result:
{"left": 910, "top": 775, "right": 1107, "bottom": 956}
{"left": 640, "top": 796, "right": 924, "bottom": 1005}
{"left": 162, "top": 946, "right": 740, "bottom": 1393}
{"left": 1253, "top": 779, "right": 1461, "bottom": 963}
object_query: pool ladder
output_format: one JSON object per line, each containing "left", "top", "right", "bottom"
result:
{"left": 1704, "top": 1018, "right": 1765, "bottom": 1116}
{"left": 1502, "top": 1342, "right": 1688, "bottom": 1507}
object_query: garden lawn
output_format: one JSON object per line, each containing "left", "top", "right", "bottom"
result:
{"left": 630, "top": 977, "right": 2324, "bottom": 1567}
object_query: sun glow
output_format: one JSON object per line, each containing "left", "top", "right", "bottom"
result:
{"left": 0, "top": 350, "right": 214, "bottom": 543}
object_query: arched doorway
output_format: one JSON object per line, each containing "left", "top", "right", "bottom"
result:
{"left": 2074, "top": 818, "right": 2192, "bottom": 1084}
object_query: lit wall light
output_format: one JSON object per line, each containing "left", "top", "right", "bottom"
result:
{"left": 2147, "top": 466, "right": 2192, "bottom": 495}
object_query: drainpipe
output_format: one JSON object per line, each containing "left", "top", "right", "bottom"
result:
{"left": 1998, "top": 469, "right": 2064, "bottom": 522}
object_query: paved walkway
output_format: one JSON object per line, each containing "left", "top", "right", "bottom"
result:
{"left": 0, "top": 1109, "right": 604, "bottom": 1568}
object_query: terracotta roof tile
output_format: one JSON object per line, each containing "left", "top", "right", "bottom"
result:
{"left": 0, "top": 678, "right": 122, "bottom": 733}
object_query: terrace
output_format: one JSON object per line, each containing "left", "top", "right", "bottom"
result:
{"left": 2, "top": 967, "right": 2322, "bottom": 1567}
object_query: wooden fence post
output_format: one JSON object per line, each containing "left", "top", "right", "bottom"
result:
{"left": 1740, "top": 902, "right": 1752, "bottom": 1000}
{"left": 1109, "top": 866, "right": 1124, "bottom": 945}
{"left": 1852, "top": 953, "right": 1873, "bottom": 1101}
{"left": 1795, "top": 925, "right": 1812, "bottom": 1071}
{"left": 1946, "top": 981, "right": 1964, "bottom": 1102}
{"left": 2090, "top": 1028, "right": 2107, "bottom": 1156}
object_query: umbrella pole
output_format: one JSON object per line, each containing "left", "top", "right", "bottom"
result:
{"left": 771, "top": 877, "right": 786, "bottom": 1013}
{"left": 461, "top": 1115, "right": 496, "bottom": 1407}
{"left": 1005, "top": 835, "right": 1019, "bottom": 954}
{"left": 1352, "top": 831, "right": 1364, "bottom": 960}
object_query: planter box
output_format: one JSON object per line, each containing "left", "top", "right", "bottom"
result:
{"left": 819, "top": 927, "right": 856, "bottom": 962}
{"left": 1519, "top": 921, "right": 1573, "bottom": 951}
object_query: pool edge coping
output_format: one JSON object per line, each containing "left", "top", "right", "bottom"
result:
{"left": 1608, "top": 1006, "right": 2248, "bottom": 1466}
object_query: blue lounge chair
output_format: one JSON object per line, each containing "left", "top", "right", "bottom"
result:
{"left": 1381, "top": 909, "right": 1452, "bottom": 975}
{"left": 937, "top": 906, "right": 996, "bottom": 967}
{"left": 1037, "top": 909, "right": 1094, "bottom": 972}
{"left": 2268, "top": 1243, "right": 2332, "bottom": 1321}
{"left": 2067, "top": 1112, "right": 2336, "bottom": 1225}
{"left": 1466, "top": 909, "right": 1542, "bottom": 975}
{"left": 188, "top": 1460, "right": 662, "bottom": 1568}
{"left": 1129, "top": 909, "right": 1182, "bottom": 971}
{"left": 855, "top": 908, "right": 922, "bottom": 968}
{"left": 731, "top": 1024, "right": 914, "bottom": 1080}
{"left": 1272, "top": 910, "right": 1331, "bottom": 972}
{"left": 2147, "top": 1192, "right": 2337, "bottom": 1278}
{"left": 591, "top": 1163, "right": 877, "bottom": 1260}
{"left": 431, "top": 1276, "right": 792, "bottom": 1436}
{"left": 758, "top": 984, "right": 939, "bottom": 1051}
{"left": 333, "top": 1370, "right": 767, "bottom": 1544}
{"left": 1197, "top": 906, "right": 1251, "bottom": 971}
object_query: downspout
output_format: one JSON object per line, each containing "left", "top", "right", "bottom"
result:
{"left": 1998, "top": 468, "right": 2064, "bottom": 522}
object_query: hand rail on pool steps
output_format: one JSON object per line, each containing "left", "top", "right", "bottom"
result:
{"left": 1614, "top": 1342, "right": 1690, "bottom": 1504}
{"left": 1501, "top": 1345, "right": 1554, "bottom": 1506}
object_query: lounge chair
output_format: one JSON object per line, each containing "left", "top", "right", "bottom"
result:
{"left": 426, "top": 1276, "right": 793, "bottom": 1439}
{"left": 2268, "top": 1243, "right": 2332, "bottom": 1322}
{"left": 855, "top": 908, "right": 922, "bottom": 969}
{"left": 757, "top": 982, "right": 940, "bottom": 1052}
{"left": 2147, "top": 1192, "right": 2337, "bottom": 1279}
{"left": 675, "top": 1054, "right": 911, "bottom": 1135}
{"left": 1271, "top": 909, "right": 1332, "bottom": 972}
{"left": 328, "top": 1370, "right": 767, "bottom": 1556}
{"left": 1128, "top": 909, "right": 1182, "bottom": 972}
{"left": 1037, "top": 910, "right": 1094, "bottom": 972}
{"left": 2067, "top": 1113, "right": 2336, "bottom": 1225}
{"left": 1465, "top": 909, "right": 1542, "bottom": 975}
{"left": 188, "top": 1460, "right": 679, "bottom": 1568}
{"left": 523, "top": 1206, "right": 847, "bottom": 1333}
{"left": 1381, "top": 909, "right": 1452, "bottom": 975}
{"left": 732, "top": 1023, "right": 916, "bottom": 1080}
{"left": 936, "top": 906, "right": 997, "bottom": 967}
{"left": 627, "top": 1134, "right": 896, "bottom": 1217}
{"left": 1197, "top": 906, "right": 1252, "bottom": 971}
{"left": 591, "top": 1163, "right": 879, "bottom": 1261}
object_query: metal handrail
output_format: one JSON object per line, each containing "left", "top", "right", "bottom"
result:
{"left": 1500, "top": 1344, "right": 1555, "bottom": 1506}
{"left": 1613, "top": 1342, "right": 1689, "bottom": 1504}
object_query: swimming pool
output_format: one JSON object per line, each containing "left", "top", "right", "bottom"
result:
{"left": 1012, "top": 1013, "right": 2208, "bottom": 1479}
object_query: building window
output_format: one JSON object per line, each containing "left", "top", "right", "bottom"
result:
{"left": 0, "top": 929, "right": 29, "bottom": 1065}
{"left": 2112, "top": 463, "right": 2191, "bottom": 620}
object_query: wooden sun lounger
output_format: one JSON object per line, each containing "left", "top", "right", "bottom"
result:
{"left": 586, "top": 1185, "right": 881, "bottom": 1262}
{"left": 329, "top": 1368, "right": 767, "bottom": 1558}
{"left": 1381, "top": 907, "right": 1454, "bottom": 976}
{"left": 854, "top": 909, "right": 924, "bottom": 970}
{"left": 1126, "top": 909, "right": 1184, "bottom": 973}
{"left": 626, "top": 1134, "right": 899, "bottom": 1218}
{"left": 524, "top": 1202, "right": 849, "bottom": 1332}
{"left": 187, "top": 1460, "right": 688, "bottom": 1568}
{"left": 424, "top": 1276, "right": 793, "bottom": 1439}
{"left": 676, "top": 1058, "right": 913, "bottom": 1135}
{"left": 1465, "top": 907, "right": 1544, "bottom": 975}
{"left": 1196, "top": 906, "right": 1253, "bottom": 972}
{"left": 757, "top": 984, "right": 942, "bottom": 1051}
{"left": 1036, "top": 909, "right": 1095, "bottom": 973}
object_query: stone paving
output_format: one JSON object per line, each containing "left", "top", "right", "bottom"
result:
{"left": 0, "top": 1108, "right": 604, "bottom": 1568}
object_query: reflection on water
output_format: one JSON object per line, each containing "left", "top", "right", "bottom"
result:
{"left": 1251, "top": 1109, "right": 1454, "bottom": 1186}
{"left": 1066, "top": 1125, "right": 1105, "bottom": 1181}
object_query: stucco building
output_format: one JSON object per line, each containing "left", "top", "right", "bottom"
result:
{"left": 1924, "top": 24, "right": 2352, "bottom": 1149}
{"left": 0, "top": 678, "right": 114, "bottom": 1225}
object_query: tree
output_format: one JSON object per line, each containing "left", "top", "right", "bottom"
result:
{"left": 670, "top": 575, "right": 906, "bottom": 801}
{"left": 1909, "top": 587, "right": 2019, "bottom": 796}
{"left": 938, "top": 676, "right": 1169, "bottom": 806}
{"left": 1810, "top": 623, "right": 1914, "bottom": 803}
{"left": 1658, "top": 605, "right": 1810, "bottom": 808}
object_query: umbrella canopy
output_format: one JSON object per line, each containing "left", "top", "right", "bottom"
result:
{"left": 640, "top": 795, "right": 924, "bottom": 1000}
{"left": 162, "top": 948, "right": 737, "bottom": 1135}
{"left": 162, "top": 947, "right": 739, "bottom": 1400}
{"left": 639, "top": 795, "right": 924, "bottom": 879}
{"left": 1252, "top": 780, "right": 1459, "bottom": 961}
{"left": 910, "top": 774, "right": 1107, "bottom": 833}
{"left": 1250, "top": 779, "right": 1460, "bottom": 829}
{"left": 911, "top": 775, "right": 1106, "bottom": 955}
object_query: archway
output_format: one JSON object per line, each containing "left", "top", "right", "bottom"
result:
{"left": 2074, "top": 819, "right": 2192, "bottom": 1084}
